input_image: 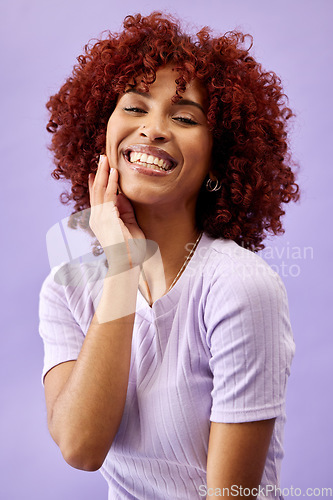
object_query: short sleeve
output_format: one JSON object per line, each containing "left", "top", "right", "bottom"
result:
{"left": 38, "top": 263, "right": 100, "bottom": 383}
{"left": 204, "top": 252, "right": 295, "bottom": 423}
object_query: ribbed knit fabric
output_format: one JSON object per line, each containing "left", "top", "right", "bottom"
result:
{"left": 39, "top": 234, "right": 295, "bottom": 499}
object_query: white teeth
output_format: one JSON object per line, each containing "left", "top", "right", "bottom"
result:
{"left": 128, "top": 151, "right": 171, "bottom": 171}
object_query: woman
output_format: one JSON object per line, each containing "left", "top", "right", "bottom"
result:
{"left": 39, "top": 12, "right": 299, "bottom": 499}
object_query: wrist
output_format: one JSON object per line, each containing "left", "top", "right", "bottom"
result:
{"left": 96, "top": 266, "right": 141, "bottom": 323}
{"left": 103, "top": 239, "right": 147, "bottom": 274}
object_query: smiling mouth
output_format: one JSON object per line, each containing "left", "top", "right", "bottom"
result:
{"left": 123, "top": 146, "right": 177, "bottom": 173}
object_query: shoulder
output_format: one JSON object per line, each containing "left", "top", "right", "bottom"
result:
{"left": 200, "top": 237, "right": 295, "bottom": 364}
{"left": 200, "top": 235, "right": 288, "bottom": 309}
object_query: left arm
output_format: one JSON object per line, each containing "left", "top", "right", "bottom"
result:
{"left": 206, "top": 419, "right": 275, "bottom": 499}
{"left": 204, "top": 252, "right": 295, "bottom": 498}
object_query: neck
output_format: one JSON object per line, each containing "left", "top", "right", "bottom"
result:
{"left": 135, "top": 203, "right": 199, "bottom": 254}
{"left": 133, "top": 203, "right": 201, "bottom": 303}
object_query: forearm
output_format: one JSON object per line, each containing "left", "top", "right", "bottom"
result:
{"left": 48, "top": 265, "right": 140, "bottom": 470}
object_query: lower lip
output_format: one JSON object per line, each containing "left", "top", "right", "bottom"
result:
{"left": 123, "top": 154, "right": 175, "bottom": 177}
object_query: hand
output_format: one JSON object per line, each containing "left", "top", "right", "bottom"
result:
{"left": 88, "top": 155, "right": 146, "bottom": 270}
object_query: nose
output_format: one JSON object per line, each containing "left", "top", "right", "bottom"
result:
{"left": 139, "top": 112, "right": 171, "bottom": 142}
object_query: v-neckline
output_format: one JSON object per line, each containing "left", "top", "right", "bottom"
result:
{"left": 136, "top": 232, "right": 212, "bottom": 311}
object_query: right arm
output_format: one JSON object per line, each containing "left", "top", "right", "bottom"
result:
{"left": 44, "top": 156, "right": 145, "bottom": 471}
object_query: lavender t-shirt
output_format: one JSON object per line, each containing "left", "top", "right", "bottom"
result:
{"left": 39, "top": 234, "right": 295, "bottom": 499}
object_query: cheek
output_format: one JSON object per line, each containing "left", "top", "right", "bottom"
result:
{"left": 106, "top": 117, "right": 121, "bottom": 155}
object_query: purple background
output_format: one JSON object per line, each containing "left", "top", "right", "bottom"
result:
{"left": 1, "top": 0, "right": 332, "bottom": 498}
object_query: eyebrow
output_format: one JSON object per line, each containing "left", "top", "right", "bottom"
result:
{"left": 124, "top": 89, "right": 205, "bottom": 115}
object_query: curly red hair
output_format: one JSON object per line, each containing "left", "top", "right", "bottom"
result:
{"left": 46, "top": 11, "right": 299, "bottom": 251}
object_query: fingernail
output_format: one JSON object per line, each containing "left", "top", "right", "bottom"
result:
{"left": 110, "top": 167, "right": 114, "bottom": 174}
{"left": 99, "top": 154, "right": 104, "bottom": 164}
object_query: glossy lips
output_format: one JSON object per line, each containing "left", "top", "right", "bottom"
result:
{"left": 123, "top": 145, "right": 177, "bottom": 175}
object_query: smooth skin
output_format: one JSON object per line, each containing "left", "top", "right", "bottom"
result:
{"left": 105, "top": 66, "right": 214, "bottom": 302}
{"left": 44, "top": 66, "right": 275, "bottom": 497}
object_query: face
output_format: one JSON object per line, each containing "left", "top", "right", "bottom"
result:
{"left": 106, "top": 66, "right": 213, "bottom": 214}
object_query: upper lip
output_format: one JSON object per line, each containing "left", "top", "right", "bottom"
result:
{"left": 123, "top": 145, "right": 178, "bottom": 168}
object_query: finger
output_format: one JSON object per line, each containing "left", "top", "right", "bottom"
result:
{"left": 93, "top": 155, "right": 110, "bottom": 205}
{"left": 94, "top": 155, "right": 108, "bottom": 182}
{"left": 104, "top": 167, "right": 119, "bottom": 203}
{"left": 116, "top": 192, "right": 138, "bottom": 226}
{"left": 116, "top": 192, "right": 133, "bottom": 214}
{"left": 88, "top": 173, "right": 95, "bottom": 203}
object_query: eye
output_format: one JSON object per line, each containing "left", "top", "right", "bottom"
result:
{"left": 173, "top": 116, "right": 198, "bottom": 125}
{"left": 123, "top": 106, "right": 147, "bottom": 114}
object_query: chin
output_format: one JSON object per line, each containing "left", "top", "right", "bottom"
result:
{"left": 119, "top": 184, "right": 161, "bottom": 206}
